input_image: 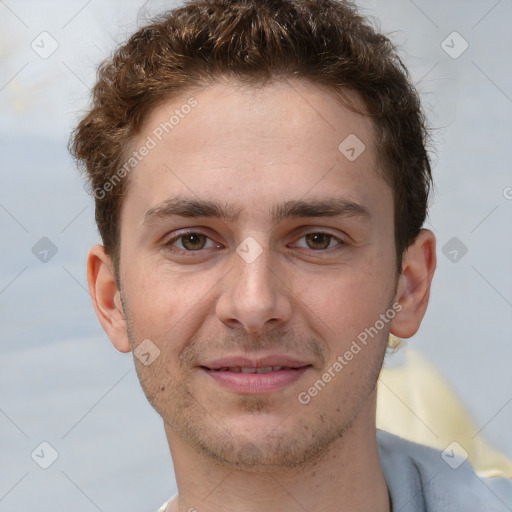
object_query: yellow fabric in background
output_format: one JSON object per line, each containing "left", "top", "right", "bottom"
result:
{"left": 377, "top": 348, "right": 512, "bottom": 479}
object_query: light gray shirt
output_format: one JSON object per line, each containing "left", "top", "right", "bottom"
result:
{"left": 377, "top": 429, "right": 512, "bottom": 511}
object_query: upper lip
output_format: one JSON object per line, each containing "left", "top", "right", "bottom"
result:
{"left": 201, "top": 354, "right": 312, "bottom": 370}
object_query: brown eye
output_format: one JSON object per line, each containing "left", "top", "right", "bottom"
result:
{"left": 178, "top": 233, "right": 208, "bottom": 250}
{"left": 304, "top": 233, "right": 336, "bottom": 250}
{"left": 163, "top": 229, "right": 223, "bottom": 257}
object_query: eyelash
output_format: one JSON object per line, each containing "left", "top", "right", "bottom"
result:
{"left": 163, "top": 229, "right": 347, "bottom": 255}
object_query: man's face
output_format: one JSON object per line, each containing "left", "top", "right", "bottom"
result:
{"left": 116, "top": 79, "right": 399, "bottom": 469}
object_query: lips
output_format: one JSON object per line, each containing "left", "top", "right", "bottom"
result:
{"left": 202, "top": 355, "right": 311, "bottom": 371}
{"left": 199, "top": 355, "right": 312, "bottom": 394}
{"left": 212, "top": 366, "right": 291, "bottom": 373}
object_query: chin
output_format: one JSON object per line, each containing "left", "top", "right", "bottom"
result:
{"left": 170, "top": 404, "right": 352, "bottom": 472}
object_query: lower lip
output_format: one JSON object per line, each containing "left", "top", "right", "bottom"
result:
{"left": 202, "top": 367, "right": 310, "bottom": 394}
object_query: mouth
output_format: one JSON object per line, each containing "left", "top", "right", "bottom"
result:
{"left": 199, "top": 357, "right": 313, "bottom": 394}
{"left": 208, "top": 365, "right": 302, "bottom": 373}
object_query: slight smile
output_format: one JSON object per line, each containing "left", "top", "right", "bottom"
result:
{"left": 200, "top": 355, "right": 313, "bottom": 394}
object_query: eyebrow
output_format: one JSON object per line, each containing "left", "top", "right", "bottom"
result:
{"left": 143, "top": 195, "right": 371, "bottom": 225}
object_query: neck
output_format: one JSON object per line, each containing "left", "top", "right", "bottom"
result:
{"left": 165, "top": 390, "right": 390, "bottom": 512}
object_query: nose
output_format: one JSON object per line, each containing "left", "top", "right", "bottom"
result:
{"left": 215, "top": 240, "right": 293, "bottom": 334}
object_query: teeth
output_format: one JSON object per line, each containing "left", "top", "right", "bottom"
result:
{"left": 256, "top": 367, "right": 274, "bottom": 374}
{"left": 214, "top": 366, "right": 287, "bottom": 373}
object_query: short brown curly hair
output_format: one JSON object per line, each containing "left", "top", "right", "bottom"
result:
{"left": 69, "top": 0, "right": 433, "bottom": 276}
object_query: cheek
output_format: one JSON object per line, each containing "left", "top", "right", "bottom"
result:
{"left": 292, "top": 256, "right": 396, "bottom": 348}
{"left": 121, "top": 261, "right": 219, "bottom": 349}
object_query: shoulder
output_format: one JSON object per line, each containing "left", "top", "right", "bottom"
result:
{"left": 156, "top": 502, "right": 168, "bottom": 512}
{"left": 377, "top": 429, "right": 512, "bottom": 511}
{"left": 156, "top": 491, "right": 177, "bottom": 512}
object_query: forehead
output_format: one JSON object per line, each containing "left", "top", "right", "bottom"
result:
{"left": 121, "top": 79, "right": 391, "bottom": 224}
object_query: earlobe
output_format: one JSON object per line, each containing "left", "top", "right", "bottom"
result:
{"left": 87, "top": 245, "right": 131, "bottom": 353}
{"left": 389, "top": 229, "right": 436, "bottom": 339}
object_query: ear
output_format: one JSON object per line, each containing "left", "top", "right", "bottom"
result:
{"left": 87, "top": 244, "right": 131, "bottom": 353}
{"left": 389, "top": 229, "right": 436, "bottom": 338}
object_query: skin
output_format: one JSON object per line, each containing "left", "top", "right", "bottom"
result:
{"left": 87, "top": 78, "right": 436, "bottom": 512}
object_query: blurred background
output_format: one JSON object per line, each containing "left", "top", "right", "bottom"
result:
{"left": 1, "top": 0, "right": 511, "bottom": 510}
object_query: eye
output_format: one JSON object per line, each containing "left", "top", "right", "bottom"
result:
{"left": 294, "top": 232, "right": 345, "bottom": 251}
{"left": 164, "top": 231, "right": 219, "bottom": 251}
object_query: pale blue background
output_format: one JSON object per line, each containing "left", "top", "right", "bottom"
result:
{"left": 1, "top": 0, "right": 511, "bottom": 510}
